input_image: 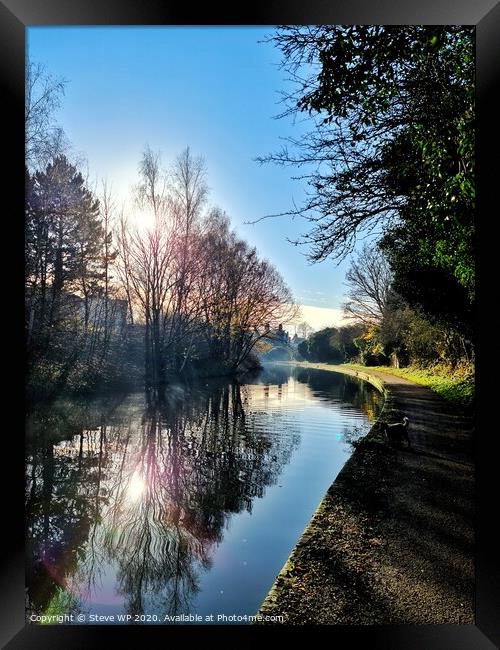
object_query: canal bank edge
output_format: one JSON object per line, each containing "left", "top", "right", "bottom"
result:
{"left": 255, "top": 362, "right": 392, "bottom": 623}
{"left": 255, "top": 361, "right": 474, "bottom": 625}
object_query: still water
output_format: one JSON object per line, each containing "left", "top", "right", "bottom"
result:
{"left": 26, "top": 364, "right": 382, "bottom": 624}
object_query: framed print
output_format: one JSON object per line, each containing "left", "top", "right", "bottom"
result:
{"left": 1, "top": 0, "right": 499, "bottom": 647}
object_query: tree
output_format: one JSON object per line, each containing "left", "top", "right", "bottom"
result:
{"left": 331, "top": 323, "right": 365, "bottom": 361}
{"left": 260, "top": 26, "right": 474, "bottom": 330}
{"left": 72, "top": 187, "right": 105, "bottom": 333}
{"left": 297, "top": 339, "right": 309, "bottom": 359}
{"left": 379, "top": 227, "right": 474, "bottom": 342}
{"left": 378, "top": 292, "right": 473, "bottom": 368}
{"left": 298, "top": 324, "right": 365, "bottom": 363}
{"left": 25, "top": 155, "right": 126, "bottom": 396}
{"left": 26, "top": 156, "right": 102, "bottom": 355}
{"left": 116, "top": 150, "right": 296, "bottom": 386}
{"left": 120, "top": 146, "right": 210, "bottom": 386}
{"left": 343, "top": 243, "right": 392, "bottom": 325}
{"left": 198, "top": 209, "right": 296, "bottom": 371}
{"left": 98, "top": 181, "right": 119, "bottom": 357}
{"left": 297, "top": 321, "right": 313, "bottom": 339}
{"left": 25, "top": 60, "right": 68, "bottom": 169}
{"left": 298, "top": 327, "right": 340, "bottom": 362}
{"left": 167, "top": 147, "right": 209, "bottom": 370}
{"left": 119, "top": 183, "right": 174, "bottom": 387}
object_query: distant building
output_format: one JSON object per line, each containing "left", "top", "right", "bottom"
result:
{"left": 261, "top": 323, "right": 291, "bottom": 346}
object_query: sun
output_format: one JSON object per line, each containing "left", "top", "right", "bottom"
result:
{"left": 127, "top": 470, "right": 146, "bottom": 502}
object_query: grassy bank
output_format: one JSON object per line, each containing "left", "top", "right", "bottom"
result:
{"left": 343, "top": 363, "right": 474, "bottom": 408}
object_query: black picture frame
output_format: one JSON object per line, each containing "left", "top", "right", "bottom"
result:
{"left": 2, "top": 1, "right": 499, "bottom": 647}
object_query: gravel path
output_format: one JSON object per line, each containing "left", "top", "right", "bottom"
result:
{"left": 257, "top": 363, "right": 474, "bottom": 625}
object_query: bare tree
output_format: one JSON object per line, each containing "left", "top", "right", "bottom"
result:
{"left": 136, "top": 145, "right": 168, "bottom": 219}
{"left": 117, "top": 147, "right": 208, "bottom": 386}
{"left": 98, "top": 181, "right": 119, "bottom": 357}
{"left": 136, "top": 147, "right": 176, "bottom": 386}
{"left": 198, "top": 209, "right": 297, "bottom": 370}
{"left": 297, "top": 321, "right": 313, "bottom": 339}
{"left": 343, "top": 243, "right": 392, "bottom": 325}
{"left": 115, "top": 148, "right": 297, "bottom": 385}
{"left": 125, "top": 224, "right": 176, "bottom": 388}
{"left": 25, "top": 60, "right": 68, "bottom": 169}
{"left": 115, "top": 210, "right": 135, "bottom": 325}
{"left": 170, "top": 147, "right": 208, "bottom": 233}
{"left": 167, "top": 148, "right": 208, "bottom": 369}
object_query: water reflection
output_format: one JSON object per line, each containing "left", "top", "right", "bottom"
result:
{"left": 26, "top": 366, "right": 381, "bottom": 622}
{"left": 26, "top": 379, "right": 300, "bottom": 618}
{"left": 294, "top": 368, "right": 381, "bottom": 425}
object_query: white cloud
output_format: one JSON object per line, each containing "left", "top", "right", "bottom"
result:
{"left": 287, "top": 304, "right": 349, "bottom": 332}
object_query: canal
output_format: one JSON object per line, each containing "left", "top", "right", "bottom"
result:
{"left": 26, "top": 364, "right": 382, "bottom": 624}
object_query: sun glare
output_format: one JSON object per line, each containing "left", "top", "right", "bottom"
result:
{"left": 131, "top": 206, "right": 155, "bottom": 235}
{"left": 127, "top": 471, "right": 146, "bottom": 502}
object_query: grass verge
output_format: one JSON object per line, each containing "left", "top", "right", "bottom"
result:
{"left": 343, "top": 363, "right": 474, "bottom": 408}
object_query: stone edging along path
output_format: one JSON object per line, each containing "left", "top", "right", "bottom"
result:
{"left": 256, "top": 362, "right": 474, "bottom": 625}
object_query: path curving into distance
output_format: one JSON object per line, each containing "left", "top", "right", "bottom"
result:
{"left": 257, "top": 362, "right": 474, "bottom": 625}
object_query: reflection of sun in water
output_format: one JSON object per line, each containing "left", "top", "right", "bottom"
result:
{"left": 127, "top": 471, "right": 146, "bottom": 502}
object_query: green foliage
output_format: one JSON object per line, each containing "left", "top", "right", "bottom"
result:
{"left": 298, "top": 324, "right": 364, "bottom": 363}
{"left": 297, "top": 339, "right": 308, "bottom": 359}
{"left": 27, "top": 156, "right": 104, "bottom": 290}
{"left": 376, "top": 294, "right": 473, "bottom": 368}
{"left": 41, "top": 587, "right": 80, "bottom": 622}
{"left": 266, "top": 25, "right": 474, "bottom": 336}
{"left": 352, "top": 329, "right": 388, "bottom": 367}
{"left": 345, "top": 363, "right": 474, "bottom": 407}
{"left": 380, "top": 235, "right": 474, "bottom": 339}
{"left": 297, "top": 328, "right": 335, "bottom": 362}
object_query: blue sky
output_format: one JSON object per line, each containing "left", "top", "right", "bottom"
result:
{"left": 27, "top": 26, "right": 354, "bottom": 329}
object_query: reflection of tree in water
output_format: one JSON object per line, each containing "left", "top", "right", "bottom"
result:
{"left": 25, "top": 397, "right": 119, "bottom": 618}
{"left": 104, "top": 381, "right": 299, "bottom": 615}
{"left": 292, "top": 369, "right": 382, "bottom": 454}
{"left": 338, "top": 376, "right": 382, "bottom": 422}
{"left": 295, "top": 368, "right": 382, "bottom": 422}
{"left": 26, "top": 379, "right": 299, "bottom": 619}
